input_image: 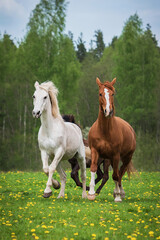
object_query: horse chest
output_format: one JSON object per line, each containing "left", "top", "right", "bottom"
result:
{"left": 38, "top": 134, "right": 63, "bottom": 155}
{"left": 96, "top": 139, "right": 115, "bottom": 158}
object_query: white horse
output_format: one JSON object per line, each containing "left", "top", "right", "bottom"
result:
{"left": 32, "top": 81, "right": 87, "bottom": 199}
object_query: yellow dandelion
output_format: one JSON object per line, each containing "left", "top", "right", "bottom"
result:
{"left": 92, "top": 234, "right": 96, "bottom": 237}
{"left": 74, "top": 233, "right": 78, "bottom": 236}
{"left": 31, "top": 229, "right": 36, "bottom": 232}
{"left": 42, "top": 225, "right": 47, "bottom": 228}
{"left": 90, "top": 223, "right": 94, "bottom": 226}
{"left": 45, "top": 231, "right": 49, "bottom": 234}
{"left": 35, "top": 237, "right": 39, "bottom": 240}
{"left": 149, "top": 231, "right": 154, "bottom": 236}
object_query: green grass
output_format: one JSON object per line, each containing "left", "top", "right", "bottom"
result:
{"left": 0, "top": 170, "right": 159, "bottom": 240}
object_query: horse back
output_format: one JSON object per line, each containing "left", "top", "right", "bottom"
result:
{"left": 64, "top": 122, "right": 84, "bottom": 152}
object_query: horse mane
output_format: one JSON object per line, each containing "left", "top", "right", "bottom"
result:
{"left": 39, "top": 81, "right": 62, "bottom": 119}
{"left": 62, "top": 114, "right": 76, "bottom": 123}
{"left": 103, "top": 81, "right": 115, "bottom": 93}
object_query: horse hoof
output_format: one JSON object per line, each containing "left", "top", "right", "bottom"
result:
{"left": 114, "top": 196, "right": 122, "bottom": 202}
{"left": 57, "top": 194, "right": 64, "bottom": 199}
{"left": 43, "top": 192, "right": 52, "bottom": 198}
{"left": 53, "top": 180, "right": 60, "bottom": 189}
{"left": 87, "top": 194, "right": 96, "bottom": 201}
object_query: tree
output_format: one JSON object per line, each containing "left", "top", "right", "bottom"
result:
{"left": 76, "top": 33, "right": 86, "bottom": 62}
{"left": 94, "top": 29, "right": 105, "bottom": 60}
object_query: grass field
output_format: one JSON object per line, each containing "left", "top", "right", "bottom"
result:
{"left": 0, "top": 170, "right": 159, "bottom": 240}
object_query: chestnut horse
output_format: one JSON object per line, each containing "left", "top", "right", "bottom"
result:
{"left": 62, "top": 114, "right": 110, "bottom": 194}
{"left": 88, "top": 78, "right": 136, "bottom": 202}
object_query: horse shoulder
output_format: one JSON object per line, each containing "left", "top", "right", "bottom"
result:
{"left": 115, "top": 117, "right": 136, "bottom": 153}
{"left": 64, "top": 122, "right": 83, "bottom": 150}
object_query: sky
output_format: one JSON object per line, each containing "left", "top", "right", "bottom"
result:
{"left": 0, "top": 0, "right": 160, "bottom": 49}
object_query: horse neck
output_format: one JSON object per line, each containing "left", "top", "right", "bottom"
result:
{"left": 97, "top": 107, "right": 114, "bottom": 135}
{"left": 40, "top": 100, "right": 62, "bottom": 134}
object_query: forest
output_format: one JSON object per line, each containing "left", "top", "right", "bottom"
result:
{"left": 0, "top": 0, "right": 160, "bottom": 171}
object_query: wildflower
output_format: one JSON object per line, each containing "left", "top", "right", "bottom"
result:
{"left": 42, "top": 225, "right": 47, "bottom": 228}
{"left": 149, "top": 231, "right": 154, "bottom": 236}
{"left": 92, "top": 234, "right": 96, "bottom": 237}
{"left": 74, "top": 233, "right": 78, "bottom": 236}
{"left": 31, "top": 229, "right": 36, "bottom": 232}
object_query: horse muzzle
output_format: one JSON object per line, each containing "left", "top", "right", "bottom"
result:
{"left": 32, "top": 110, "right": 41, "bottom": 118}
{"left": 104, "top": 109, "right": 113, "bottom": 118}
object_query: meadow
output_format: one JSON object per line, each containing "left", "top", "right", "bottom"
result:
{"left": 0, "top": 170, "right": 159, "bottom": 240}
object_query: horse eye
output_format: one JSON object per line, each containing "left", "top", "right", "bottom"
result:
{"left": 112, "top": 94, "right": 114, "bottom": 96}
{"left": 99, "top": 93, "right": 102, "bottom": 96}
{"left": 44, "top": 96, "right": 47, "bottom": 99}
{"left": 33, "top": 95, "right": 35, "bottom": 99}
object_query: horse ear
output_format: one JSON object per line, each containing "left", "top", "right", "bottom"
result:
{"left": 111, "top": 78, "right": 116, "bottom": 86}
{"left": 34, "top": 81, "right": 39, "bottom": 89}
{"left": 96, "top": 77, "right": 101, "bottom": 87}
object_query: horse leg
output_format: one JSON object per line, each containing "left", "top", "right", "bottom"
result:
{"left": 96, "top": 159, "right": 110, "bottom": 195}
{"left": 41, "top": 150, "right": 60, "bottom": 190}
{"left": 43, "top": 147, "right": 64, "bottom": 198}
{"left": 88, "top": 148, "right": 99, "bottom": 199}
{"left": 77, "top": 145, "right": 87, "bottom": 199}
{"left": 119, "top": 153, "right": 133, "bottom": 199}
{"left": 112, "top": 154, "right": 122, "bottom": 202}
{"left": 95, "top": 164, "right": 103, "bottom": 185}
{"left": 69, "top": 158, "right": 82, "bottom": 187}
{"left": 56, "top": 163, "right": 66, "bottom": 199}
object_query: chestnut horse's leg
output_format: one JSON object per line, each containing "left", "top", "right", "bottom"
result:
{"left": 95, "top": 165, "right": 103, "bottom": 185}
{"left": 96, "top": 159, "right": 110, "bottom": 194}
{"left": 88, "top": 148, "right": 99, "bottom": 196}
{"left": 112, "top": 154, "right": 122, "bottom": 202}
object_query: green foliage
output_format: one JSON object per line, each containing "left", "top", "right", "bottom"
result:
{"left": 0, "top": 9, "right": 160, "bottom": 171}
{"left": 94, "top": 29, "right": 105, "bottom": 60}
{"left": 0, "top": 171, "right": 160, "bottom": 239}
{"left": 76, "top": 32, "right": 87, "bottom": 62}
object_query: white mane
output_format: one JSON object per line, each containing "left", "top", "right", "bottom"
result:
{"left": 39, "top": 81, "right": 61, "bottom": 119}
{"left": 39, "top": 81, "right": 59, "bottom": 96}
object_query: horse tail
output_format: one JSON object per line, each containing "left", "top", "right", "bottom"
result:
{"left": 85, "top": 146, "right": 91, "bottom": 159}
{"left": 126, "top": 161, "right": 138, "bottom": 180}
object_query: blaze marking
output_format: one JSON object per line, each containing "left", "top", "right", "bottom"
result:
{"left": 104, "top": 88, "right": 110, "bottom": 115}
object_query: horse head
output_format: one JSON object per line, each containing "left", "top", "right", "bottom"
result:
{"left": 96, "top": 77, "right": 116, "bottom": 117}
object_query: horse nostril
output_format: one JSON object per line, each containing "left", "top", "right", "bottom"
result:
{"left": 37, "top": 111, "right": 40, "bottom": 116}
{"left": 104, "top": 109, "right": 107, "bottom": 114}
{"left": 32, "top": 111, "right": 35, "bottom": 116}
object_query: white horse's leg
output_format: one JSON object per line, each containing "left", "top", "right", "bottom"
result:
{"left": 41, "top": 150, "right": 60, "bottom": 190}
{"left": 56, "top": 163, "right": 66, "bottom": 198}
{"left": 41, "top": 150, "right": 49, "bottom": 174}
{"left": 44, "top": 148, "right": 64, "bottom": 197}
{"left": 77, "top": 145, "right": 87, "bottom": 199}
{"left": 88, "top": 172, "right": 96, "bottom": 195}
{"left": 114, "top": 181, "right": 122, "bottom": 202}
